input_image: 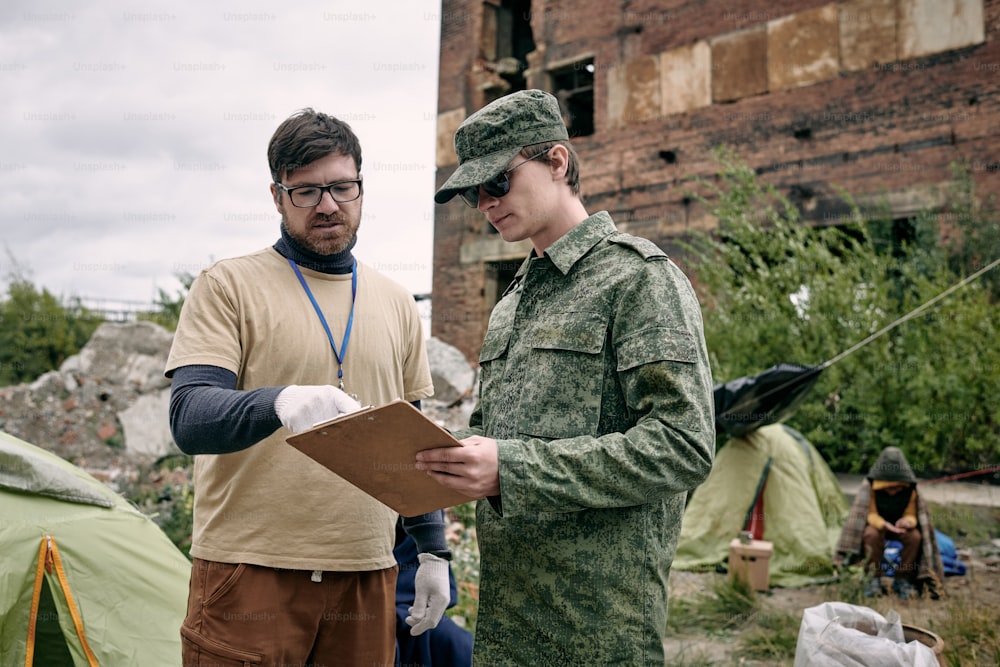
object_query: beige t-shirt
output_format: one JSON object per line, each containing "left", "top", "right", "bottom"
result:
{"left": 166, "top": 247, "right": 433, "bottom": 571}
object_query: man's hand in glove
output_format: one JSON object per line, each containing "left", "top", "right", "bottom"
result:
{"left": 405, "top": 553, "right": 450, "bottom": 636}
{"left": 274, "top": 385, "right": 362, "bottom": 433}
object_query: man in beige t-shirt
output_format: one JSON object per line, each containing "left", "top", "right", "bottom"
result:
{"left": 166, "top": 108, "right": 454, "bottom": 666}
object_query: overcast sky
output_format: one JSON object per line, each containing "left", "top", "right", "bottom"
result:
{"left": 0, "top": 0, "right": 442, "bottom": 309}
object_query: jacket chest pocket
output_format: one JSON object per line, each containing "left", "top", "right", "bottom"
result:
{"left": 518, "top": 311, "right": 608, "bottom": 439}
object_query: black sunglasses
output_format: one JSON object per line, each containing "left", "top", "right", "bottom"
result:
{"left": 459, "top": 148, "right": 551, "bottom": 208}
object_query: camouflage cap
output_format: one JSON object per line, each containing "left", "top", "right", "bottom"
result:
{"left": 434, "top": 89, "right": 569, "bottom": 204}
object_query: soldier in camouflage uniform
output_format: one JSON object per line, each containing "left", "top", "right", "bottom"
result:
{"left": 418, "top": 89, "right": 716, "bottom": 665}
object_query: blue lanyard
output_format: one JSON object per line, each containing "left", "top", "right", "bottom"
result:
{"left": 287, "top": 258, "right": 357, "bottom": 389}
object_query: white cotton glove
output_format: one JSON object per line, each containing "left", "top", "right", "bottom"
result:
{"left": 274, "top": 385, "right": 362, "bottom": 433}
{"left": 405, "top": 553, "right": 450, "bottom": 636}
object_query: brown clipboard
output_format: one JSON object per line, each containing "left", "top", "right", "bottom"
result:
{"left": 285, "top": 400, "right": 473, "bottom": 515}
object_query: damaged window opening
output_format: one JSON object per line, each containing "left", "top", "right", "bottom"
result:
{"left": 481, "top": 0, "right": 534, "bottom": 101}
{"left": 549, "top": 58, "right": 595, "bottom": 137}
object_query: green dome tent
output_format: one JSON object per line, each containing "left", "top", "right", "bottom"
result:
{"left": 673, "top": 423, "right": 849, "bottom": 587}
{"left": 0, "top": 430, "right": 190, "bottom": 666}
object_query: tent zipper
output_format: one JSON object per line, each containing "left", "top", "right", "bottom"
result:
{"left": 24, "top": 535, "right": 100, "bottom": 667}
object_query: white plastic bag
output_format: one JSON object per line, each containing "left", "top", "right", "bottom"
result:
{"left": 793, "top": 601, "right": 938, "bottom": 666}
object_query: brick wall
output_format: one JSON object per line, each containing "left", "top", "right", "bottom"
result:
{"left": 433, "top": 0, "right": 999, "bottom": 362}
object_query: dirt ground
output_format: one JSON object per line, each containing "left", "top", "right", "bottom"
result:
{"left": 664, "top": 547, "right": 1000, "bottom": 665}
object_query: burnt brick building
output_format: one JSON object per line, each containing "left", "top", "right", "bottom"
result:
{"left": 431, "top": 0, "right": 998, "bottom": 362}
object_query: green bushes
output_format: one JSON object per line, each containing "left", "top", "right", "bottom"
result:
{"left": 0, "top": 278, "right": 101, "bottom": 385}
{"left": 684, "top": 149, "right": 1000, "bottom": 475}
{"left": 0, "top": 267, "right": 192, "bottom": 385}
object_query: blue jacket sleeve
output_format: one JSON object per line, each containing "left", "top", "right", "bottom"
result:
{"left": 168, "top": 364, "right": 284, "bottom": 454}
{"left": 399, "top": 507, "right": 452, "bottom": 560}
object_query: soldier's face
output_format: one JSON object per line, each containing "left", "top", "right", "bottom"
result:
{"left": 478, "top": 156, "right": 554, "bottom": 245}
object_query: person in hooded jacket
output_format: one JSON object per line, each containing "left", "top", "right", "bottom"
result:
{"left": 834, "top": 446, "right": 944, "bottom": 600}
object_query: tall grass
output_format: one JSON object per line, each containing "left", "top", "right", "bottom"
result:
{"left": 669, "top": 497, "right": 1000, "bottom": 665}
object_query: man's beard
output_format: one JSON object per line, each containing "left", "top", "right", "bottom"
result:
{"left": 283, "top": 211, "right": 360, "bottom": 256}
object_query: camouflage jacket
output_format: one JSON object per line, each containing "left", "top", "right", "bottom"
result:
{"left": 455, "top": 212, "right": 715, "bottom": 666}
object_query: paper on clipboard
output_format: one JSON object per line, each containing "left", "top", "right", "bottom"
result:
{"left": 285, "top": 399, "right": 473, "bottom": 516}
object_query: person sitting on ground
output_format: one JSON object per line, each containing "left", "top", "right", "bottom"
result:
{"left": 834, "top": 446, "right": 944, "bottom": 600}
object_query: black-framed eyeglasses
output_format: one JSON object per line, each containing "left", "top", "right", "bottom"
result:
{"left": 459, "top": 148, "right": 551, "bottom": 208}
{"left": 274, "top": 179, "right": 362, "bottom": 208}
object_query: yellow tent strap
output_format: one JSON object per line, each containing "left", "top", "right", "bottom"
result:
{"left": 24, "top": 539, "right": 47, "bottom": 667}
{"left": 24, "top": 536, "right": 100, "bottom": 667}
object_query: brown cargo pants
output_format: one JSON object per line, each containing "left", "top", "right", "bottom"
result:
{"left": 181, "top": 558, "right": 397, "bottom": 667}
